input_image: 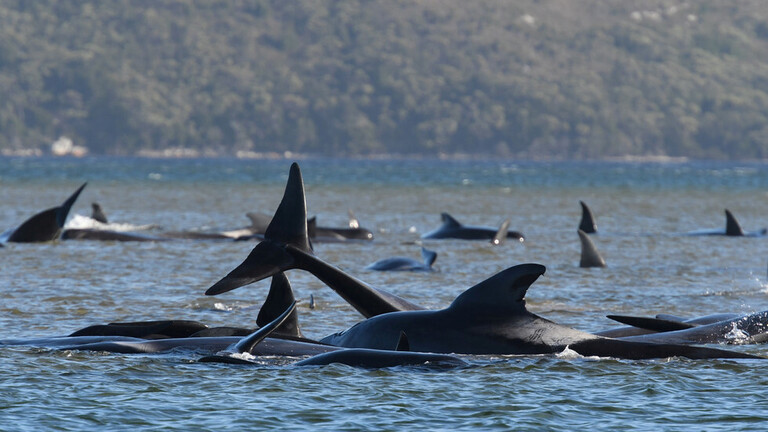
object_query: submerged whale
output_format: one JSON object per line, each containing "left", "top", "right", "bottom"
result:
{"left": 421, "top": 213, "right": 523, "bottom": 242}
{"left": 685, "top": 209, "right": 767, "bottom": 237}
{"left": 240, "top": 211, "right": 374, "bottom": 242}
{"left": 596, "top": 312, "right": 768, "bottom": 344}
{"left": 3, "top": 183, "right": 86, "bottom": 243}
{"left": 578, "top": 201, "right": 598, "bottom": 234}
{"left": 205, "top": 163, "right": 761, "bottom": 360}
{"left": 366, "top": 247, "right": 437, "bottom": 272}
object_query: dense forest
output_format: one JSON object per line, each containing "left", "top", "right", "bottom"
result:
{"left": 1, "top": 0, "right": 768, "bottom": 159}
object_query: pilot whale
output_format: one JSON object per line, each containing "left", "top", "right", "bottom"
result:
{"left": 4, "top": 183, "right": 86, "bottom": 243}
{"left": 205, "top": 163, "right": 761, "bottom": 360}
{"left": 366, "top": 247, "right": 437, "bottom": 272}
{"left": 200, "top": 303, "right": 467, "bottom": 369}
{"left": 685, "top": 209, "right": 767, "bottom": 237}
{"left": 316, "top": 263, "right": 759, "bottom": 359}
{"left": 421, "top": 213, "right": 523, "bottom": 242}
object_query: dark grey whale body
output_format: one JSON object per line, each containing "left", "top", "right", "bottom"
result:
{"left": 421, "top": 213, "right": 524, "bottom": 242}
{"left": 205, "top": 162, "right": 761, "bottom": 360}
{"left": 366, "top": 247, "right": 437, "bottom": 272}
{"left": 5, "top": 183, "right": 86, "bottom": 243}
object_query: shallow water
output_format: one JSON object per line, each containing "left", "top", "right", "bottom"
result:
{"left": 1, "top": 157, "right": 768, "bottom": 430}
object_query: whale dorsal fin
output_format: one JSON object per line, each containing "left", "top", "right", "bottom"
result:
{"left": 235, "top": 301, "right": 297, "bottom": 354}
{"left": 421, "top": 247, "right": 438, "bottom": 268}
{"left": 578, "top": 201, "right": 597, "bottom": 234}
{"left": 9, "top": 182, "right": 87, "bottom": 242}
{"left": 578, "top": 229, "right": 606, "bottom": 268}
{"left": 264, "top": 163, "right": 312, "bottom": 252}
{"left": 245, "top": 212, "right": 272, "bottom": 232}
{"left": 91, "top": 202, "right": 108, "bottom": 224}
{"left": 449, "top": 263, "right": 546, "bottom": 315}
{"left": 491, "top": 219, "right": 511, "bottom": 245}
{"left": 440, "top": 213, "right": 462, "bottom": 228}
{"left": 724, "top": 209, "right": 745, "bottom": 236}
{"left": 396, "top": 331, "right": 410, "bottom": 351}
{"left": 256, "top": 272, "right": 303, "bottom": 338}
{"left": 307, "top": 216, "right": 317, "bottom": 239}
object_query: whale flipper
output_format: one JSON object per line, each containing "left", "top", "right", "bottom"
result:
{"left": 578, "top": 229, "right": 606, "bottom": 268}
{"left": 420, "top": 247, "right": 438, "bottom": 269}
{"left": 606, "top": 315, "right": 696, "bottom": 332}
{"left": 257, "top": 272, "right": 303, "bottom": 338}
{"left": 724, "top": 209, "right": 745, "bottom": 236}
{"left": 91, "top": 202, "right": 108, "bottom": 224}
{"left": 235, "top": 301, "right": 297, "bottom": 354}
{"left": 8, "top": 183, "right": 87, "bottom": 243}
{"left": 579, "top": 201, "right": 597, "bottom": 234}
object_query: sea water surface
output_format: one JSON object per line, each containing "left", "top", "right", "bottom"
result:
{"left": 1, "top": 157, "right": 767, "bottom": 431}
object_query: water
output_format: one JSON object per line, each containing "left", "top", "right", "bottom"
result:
{"left": 1, "top": 157, "right": 768, "bottom": 430}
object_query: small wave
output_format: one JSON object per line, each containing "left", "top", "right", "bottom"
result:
{"left": 65, "top": 214, "right": 157, "bottom": 232}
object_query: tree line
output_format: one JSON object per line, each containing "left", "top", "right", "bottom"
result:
{"left": 1, "top": 0, "right": 767, "bottom": 159}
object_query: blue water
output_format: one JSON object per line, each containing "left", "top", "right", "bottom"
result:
{"left": 1, "top": 157, "right": 768, "bottom": 430}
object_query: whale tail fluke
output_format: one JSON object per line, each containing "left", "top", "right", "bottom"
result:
{"left": 578, "top": 229, "right": 606, "bottom": 268}
{"left": 206, "top": 163, "right": 312, "bottom": 295}
{"left": 724, "top": 209, "right": 745, "bottom": 236}
{"left": 578, "top": 201, "right": 597, "bottom": 234}
{"left": 9, "top": 182, "right": 87, "bottom": 243}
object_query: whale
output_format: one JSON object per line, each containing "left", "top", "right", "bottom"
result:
{"left": 238, "top": 211, "right": 374, "bottom": 242}
{"left": 67, "top": 271, "right": 304, "bottom": 341}
{"left": 594, "top": 312, "right": 768, "bottom": 344}
{"left": 685, "top": 209, "right": 767, "bottom": 237}
{"left": 578, "top": 229, "right": 606, "bottom": 268}
{"left": 421, "top": 213, "right": 524, "bottom": 242}
{"left": 316, "top": 263, "right": 761, "bottom": 359}
{"left": 578, "top": 201, "right": 597, "bottom": 234}
{"left": 205, "top": 163, "right": 761, "bottom": 360}
{"left": 4, "top": 183, "right": 86, "bottom": 243}
{"left": 200, "top": 302, "right": 467, "bottom": 369}
{"left": 366, "top": 247, "right": 437, "bottom": 272}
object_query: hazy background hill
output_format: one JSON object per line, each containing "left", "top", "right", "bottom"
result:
{"left": 2, "top": 0, "right": 768, "bottom": 159}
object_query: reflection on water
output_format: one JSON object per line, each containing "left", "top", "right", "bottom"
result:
{"left": 1, "top": 157, "right": 768, "bottom": 430}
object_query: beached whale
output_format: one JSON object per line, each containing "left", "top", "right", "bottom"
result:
{"left": 366, "top": 247, "right": 437, "bottom": 272}
{"left": 421, "top": 213, "right": 523, "bottom": 242}
{"left": 205, "top": 163, "right": 761, "bottom": 360}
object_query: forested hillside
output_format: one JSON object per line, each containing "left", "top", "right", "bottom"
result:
{"left": 2, "top": 1, "right": 768, "bottom": 159}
